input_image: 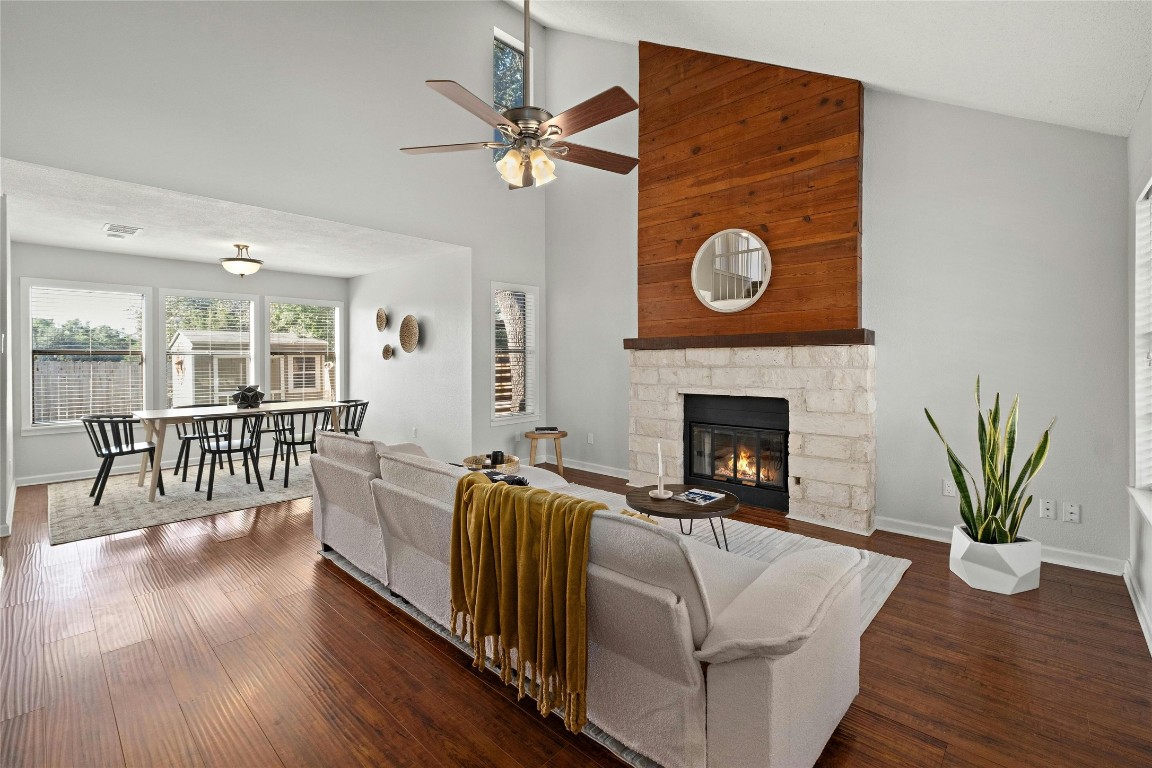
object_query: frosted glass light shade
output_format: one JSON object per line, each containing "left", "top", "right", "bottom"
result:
{"left": 530, "top": 149, "right": 557, "bottom": 186}
{"left": 220, "top": 244, "right": 263, "bottom": 277}
{"left": 497, "top": 149, "right": 526, "bottom": 186}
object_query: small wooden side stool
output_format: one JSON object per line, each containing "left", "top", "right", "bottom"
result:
{"left": 524, "top": 430, "right": 568, "bottom": 477}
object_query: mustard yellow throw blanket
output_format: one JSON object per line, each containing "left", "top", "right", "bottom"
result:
{"left": 450, "top": 473, "right": 606, "bottom": 733}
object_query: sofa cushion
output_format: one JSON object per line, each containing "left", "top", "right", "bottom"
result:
{"left": 374, "top": 441, "right": 429, "bottom": 458}
{"left": 516, "top": 465, "right": 568, "bottom": 490}
{"left": 316, "top": 432, "right": 379, "bottom": 475}
{"left": 587, "top": 511, "right": 715, "bottom": 646}
{"left": 694, "top": 547, "right": 864, "bottom": 664}
{"left": 378, "top": 451, "right": 471, "bottom": 501}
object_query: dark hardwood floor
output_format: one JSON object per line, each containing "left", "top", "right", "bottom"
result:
{"left": 1, "top": 465, "right": 1150, "bottom": 767}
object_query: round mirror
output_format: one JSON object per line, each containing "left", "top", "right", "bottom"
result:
{"left": 691, "top": 229, "right": 772, "bottom": 313}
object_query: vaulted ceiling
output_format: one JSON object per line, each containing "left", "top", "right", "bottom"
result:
{"left": 522, "top": 0, "right": 1152, "bottom": 137}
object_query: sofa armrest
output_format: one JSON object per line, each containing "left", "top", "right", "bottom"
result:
{"left": 312, "top": 456, "right": 378, "bottom": 527}
{"left": 695, "top": 547, "right": 864, "bottom": 664}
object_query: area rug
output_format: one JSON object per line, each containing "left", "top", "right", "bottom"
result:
{"left": 564, "top": 484, "right": 911, "bottom": 632}
{"left": 47, "top": 460, "right": 314, "bottom": 545}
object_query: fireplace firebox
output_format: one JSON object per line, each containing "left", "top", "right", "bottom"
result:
{"left": 683, "top": 394, "right": 788, "bottom": 511}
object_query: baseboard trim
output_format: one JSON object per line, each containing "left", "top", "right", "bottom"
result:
{"left": 1041, "top": 544, "right": 1125, "bottom": 576}
{"left": 537, "top": 454, "right": 629, "bottom": 480}
{"left": 875, "top": 516, "right": 952, "bottom": 543}
{"left": 874, "top": 516, "right": 1125, "bottom": 575}
{"left": 1123, "top": 561, "right": 1152, "bottom": 657}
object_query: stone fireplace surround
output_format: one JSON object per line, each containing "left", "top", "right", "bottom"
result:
{"left": 628, "top": 345, "right": 877, "bottom": 534}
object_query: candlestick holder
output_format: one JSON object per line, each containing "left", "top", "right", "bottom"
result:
{"left": 649, "top": 473, "right": 673, "bottom": 500}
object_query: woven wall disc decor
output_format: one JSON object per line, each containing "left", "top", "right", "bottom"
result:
{"left": 381, "top": 344, "right": 394, "bottom": 360}
{"left": 376, "top": 308, "right": 388, "bottom": 331}
{"left": 399, "top": 315, "right": 420, "bottom": 353}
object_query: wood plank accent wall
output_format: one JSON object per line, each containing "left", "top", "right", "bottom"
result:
{"left": 637, "top": 42, "right": 863, "bottom": 338}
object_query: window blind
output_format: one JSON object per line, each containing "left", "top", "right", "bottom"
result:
{"left": 493, "top": 287, "right": 537, "bottom": 418}
{"left": 164, "top": 296, "right": 253, "bottom": 407}
{"left": 29, "top": 285, "right": 145, "bottom": 425}
{"left": 268, "top": 302, "right": 337, "bottom": 401}
{"left": 1136, "top": 191, "right": 1152, "bottom": 486}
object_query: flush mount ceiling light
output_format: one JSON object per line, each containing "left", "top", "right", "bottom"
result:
{"left": 400, "top": 0, "right": 639, "bottom": 189}
{"left": 220, "top": 243, "right": 263, "bottom": 277}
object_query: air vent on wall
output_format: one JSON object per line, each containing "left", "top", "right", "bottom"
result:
{"left": 103, "top": 223, "right": 142, "bottom": 238}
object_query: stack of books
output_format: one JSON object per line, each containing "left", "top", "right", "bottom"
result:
{"left": 534, "top": 426, "right": 560, "bottom": 433}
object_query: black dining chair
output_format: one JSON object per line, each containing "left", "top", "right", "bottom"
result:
{"left": 191, "top": 413, "right": 264, "bottom": 501}
{"left": 268, "top": 409, "right": 326, "bottom": 488}
{"left": 82, "top": 415, "right": 165, "bottom": 506}
{"left": 322, "top": 399, "right": 369, "bottom": 436}
{"left": 171, "top": 404, "right": 226, "bottom": 481}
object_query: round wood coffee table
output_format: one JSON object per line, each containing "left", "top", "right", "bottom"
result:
{"left": 625, "top": 485, "right": 739, "bottom": 550}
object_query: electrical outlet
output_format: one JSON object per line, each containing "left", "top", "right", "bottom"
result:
{"left": 942, "top": 478, "right": 957, "bottom": 497}
{"left": 1039, "top": 499, "right": 1056, "bottom": 520}
{"left": 1062, "top": 503, "right": 1081, "bottom": 524}
{"left": 411, "top": 427, "right": 418, "bottom": 439}
{"left": 587, "top": 432, "right": 594, "bottom": 445}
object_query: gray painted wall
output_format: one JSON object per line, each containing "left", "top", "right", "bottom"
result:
{"left": 864, "top": 90, "right": 1130, "bottom": 570}
{"left": 1128, "top": 76, "right": 1152, "bottom": 643}
{"left": 538, "top": 39, "right": 1134, "bottom": 568}
{"left": 347, "top": 251, "right": 473, "bottom": 462}
{"left": 1, "top": 197, "right": 12, "bottom": 535}
{"left": 0, "top": 0, "right": 549, "bottom": 464}
{"left": 9, "top": 242, "right": 348, "bottom": 484}
{"left": 543, "top": 30, "right": 638, "bottom": 477}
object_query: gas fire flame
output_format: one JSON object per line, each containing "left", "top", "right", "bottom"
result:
{"left": 715, "top": 447, "right": 780, "bottom": 484}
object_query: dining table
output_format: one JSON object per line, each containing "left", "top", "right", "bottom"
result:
{"left": 130, "top": 399, "right": 346, "bottom": 502}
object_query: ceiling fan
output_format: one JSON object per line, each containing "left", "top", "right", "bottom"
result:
{"left": 400, "top": 0, "right": 639, "bottom": 189}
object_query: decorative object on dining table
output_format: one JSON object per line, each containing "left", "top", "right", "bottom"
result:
{"left": 381, "top": 344, "right": 394, "bottom": 360}
{"left": 400, "top": 314, "right": 420, "bottom": 352}
{"left": 463, "top": 453, "right": 520, "bottom": 474}
{"left": 230, "top": 384, "right": 266, "bottom": 409}
{"left": 376, "top": 308, "right": 389, "bottom": 331}
{"left": 649, "top": 441, "right": 673, "bottom": 499}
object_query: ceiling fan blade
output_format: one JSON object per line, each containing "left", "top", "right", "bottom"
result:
{"left": 553, "top": 142, "right": 639, "bottom": 175}
{"left": 426, "top": 80, "right": 519, "bottom": 132}
{"left": 540, "top": 86, "right": 638, "bottom": 139}
{"left": 400, "top": 142, "right": 504, "bottom": 155}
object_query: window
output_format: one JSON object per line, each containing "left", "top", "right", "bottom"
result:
{"left": 289, "top": 356, "right": 319, "bottom": 390}
{"left": 1136, "top": 185, "right": 1152, "bottom": 485}
{"left": 492, "top": 31, "right": 525, "bottom": 162}
{"left": 268, "top": 301, "right": 337, "bottom": 401}
{"left": 28, "top": 284, "right": 146, "bottom": 426}
{"left": 492, "top": 283, "right": 537, "bottom": 420}
{"left": 164, "top": 295, "right": 253, "bottom": 406}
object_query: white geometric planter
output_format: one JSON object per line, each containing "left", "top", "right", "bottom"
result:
{"left": 949, "top": 525, "right": 1041, "bottom": 595}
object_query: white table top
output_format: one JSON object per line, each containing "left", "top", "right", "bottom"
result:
{"left": 132, "top": 399, "right": 345, "bottom": 420}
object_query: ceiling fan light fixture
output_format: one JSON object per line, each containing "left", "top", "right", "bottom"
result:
{"left": 496, "top": 148, "right": 526, "bottom": 186}
{"left": 529, "top": 149, "right": 557, "bottom": 186}
{"left": 220, "top": 243, "right": 263, "bottom": 277}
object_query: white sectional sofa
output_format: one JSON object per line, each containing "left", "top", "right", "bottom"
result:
{"left": 311, "top": 432, "right": 864, "bottom": 768}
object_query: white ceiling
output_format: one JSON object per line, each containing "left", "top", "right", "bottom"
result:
{"left": 523, "top": 0, "right": 1152, "bottom": 137}
{"left": 1, "top": 160, "right": 465, "bottom": 278}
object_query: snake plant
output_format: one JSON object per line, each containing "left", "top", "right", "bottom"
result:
{"left": 925, "top": 378, "right": 1055, "bottom": 544}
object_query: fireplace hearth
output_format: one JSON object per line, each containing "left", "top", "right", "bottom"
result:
{"left": 684, "top": 394, "right": 788, "bottom": 511}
